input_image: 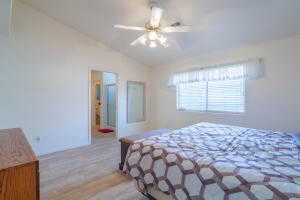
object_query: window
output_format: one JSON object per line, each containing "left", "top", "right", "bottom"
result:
{"left": 177, "top": 79, "right": 245, "bottom": 113}
{"left": 171, "top": 60, "right": 262, "bottom": 113}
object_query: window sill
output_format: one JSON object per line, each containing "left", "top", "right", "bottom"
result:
{"left": 177, "top": 109, "right": 245, "bottom": 116}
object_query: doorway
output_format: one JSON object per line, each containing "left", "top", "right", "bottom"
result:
{"left": 90, "top": 71, "right": 118, "bottom": 143}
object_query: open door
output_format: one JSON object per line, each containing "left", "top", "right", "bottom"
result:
{"left": 105, "top": 84, "right": 117, "bottom": 128}
{"left": 90, "top": 70, "right": 118, "bottom": 144}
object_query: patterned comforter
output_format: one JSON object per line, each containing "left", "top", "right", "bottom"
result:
{"left": 123, "top": 123, "right": 300, "bottom": 200}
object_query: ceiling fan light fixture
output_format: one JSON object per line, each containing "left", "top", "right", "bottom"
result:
{"left": 148, "top": 31, "right": 158, "bottom": 41}
{"left": 158, "top": 35, "right": 167, "bottom": 44}
{"left": 113, "top": 1, "right": 192, "bottom": 49}
{"left": 149, "top": 41, "right": 157, "bottom": 48}
{"left": 161, "top": 43, "right": 169, "bottom": 48}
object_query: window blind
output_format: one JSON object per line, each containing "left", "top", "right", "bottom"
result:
{"left": 177, "top": 82, "right": 207, "bottom": 111}
{"left": 207, "top": 79, "right": 245, "bottom": 113}
{"left": 176, "top": 79, "right": 245, "bottom": 113}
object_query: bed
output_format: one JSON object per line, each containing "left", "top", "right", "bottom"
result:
{"left": 123, "top": 122, "right": 300, "bottom": 200}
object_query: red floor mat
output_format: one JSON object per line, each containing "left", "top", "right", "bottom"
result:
{"left": 98, "top": 129, "right": 114, "bottom": 133}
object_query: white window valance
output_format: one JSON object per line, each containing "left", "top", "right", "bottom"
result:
{"left": 168, "top": 59, "right": 263, "bottom": 87}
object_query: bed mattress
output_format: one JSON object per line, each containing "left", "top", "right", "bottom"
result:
{"left": 123, "top": 123, "right": 300, "bottom": 200}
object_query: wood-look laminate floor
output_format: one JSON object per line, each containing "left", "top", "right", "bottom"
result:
{"left": 39, "top": 134, "right": 147, "bottom": 200}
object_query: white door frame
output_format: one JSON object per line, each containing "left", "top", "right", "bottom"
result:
{"left": 88, "top": 68, "right": 119, "bottom": 144}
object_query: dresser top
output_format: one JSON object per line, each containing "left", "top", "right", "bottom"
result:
{"left": 0, "top": 128, "right": 37, "bottom": 170}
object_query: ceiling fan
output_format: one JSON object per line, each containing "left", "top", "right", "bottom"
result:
{"left": 113, "top": 0, "right": 192, "bottom": 48}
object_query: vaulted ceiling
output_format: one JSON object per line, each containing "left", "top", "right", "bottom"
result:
{"left": 22, "top": 0, "right": 300, "bottom": 66}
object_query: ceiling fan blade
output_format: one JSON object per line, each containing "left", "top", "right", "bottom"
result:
{"left": 130, "top": 34, "right": 147, "bottom": 46}
{"left": 161, "top": 25, "right": 192, "bottom": 33}
{"left": 150, "top": 7, "right": 163, "bottom": 27}
{"left": 113, "top": 25, "right": 145, "bottom": 31}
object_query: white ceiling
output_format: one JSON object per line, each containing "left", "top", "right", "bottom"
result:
{"left": 21, "top": 0, "right": 300, "bottom": 67}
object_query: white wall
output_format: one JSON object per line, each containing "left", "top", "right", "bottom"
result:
{"left": 150, "top": 35, "right": 300, "bottom": 133}
{"left": 0, "top": 1, "right": 152, "bottom": 155}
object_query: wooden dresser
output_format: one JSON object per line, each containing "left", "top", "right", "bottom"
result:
{"left": 0, "top": 128, "right": 39, "bottom": 200}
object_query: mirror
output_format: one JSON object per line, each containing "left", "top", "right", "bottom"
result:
{"left": 127, "top": 81, "right": 145, "bottom": 123}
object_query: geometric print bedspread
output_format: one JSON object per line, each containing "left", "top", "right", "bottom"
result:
{"left": 123, "top": 123, "right": 300, "bottom": 200}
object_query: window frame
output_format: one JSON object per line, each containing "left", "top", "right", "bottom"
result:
{"left": 176, "top": 79, "right": 247, "bottom": 115}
